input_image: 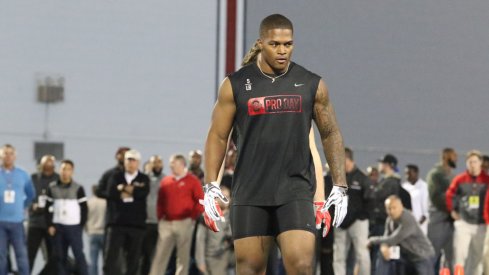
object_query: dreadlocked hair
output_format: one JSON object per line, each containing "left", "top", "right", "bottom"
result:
{"left": 241, "top": 41, "right": 261, "bottom": 66}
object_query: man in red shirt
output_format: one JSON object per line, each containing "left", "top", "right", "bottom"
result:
{"left": 149, "top": 154, "right": 204, "bottom": 275}
{"left": 445, "top": 150, "right": 489, "bottom": 274}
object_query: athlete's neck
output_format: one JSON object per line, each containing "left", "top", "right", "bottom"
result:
{"left": 257, "top": 56, "right": 289, "bottom": 75}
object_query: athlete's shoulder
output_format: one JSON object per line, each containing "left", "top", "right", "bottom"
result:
{"left": 290, "top": 62, "right": 322, "bottom": 80}
{"left": 229, "top": 63, "right": 255, "bottom": 79}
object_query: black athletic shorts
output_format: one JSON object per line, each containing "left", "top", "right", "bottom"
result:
{"left": 230, "top": 200, "right": 316, "bottom": 240}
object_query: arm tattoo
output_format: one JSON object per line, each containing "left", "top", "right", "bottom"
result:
{"left": 313, "top": 82, "right": 347, "bottom": 188}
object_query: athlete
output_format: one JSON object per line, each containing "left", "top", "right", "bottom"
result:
{"left": 203, "top": 14, "right": 348, "bottom": 275}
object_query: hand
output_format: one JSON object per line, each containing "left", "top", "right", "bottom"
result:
{"left": 202, "top": 202, "right": 222, "bottom": 232}
{"left": 451, "top": 211, "right": 460, "bottom": 221}
{"left": 314, "top": 201, "right": 332, "bottom": 237}
{"left": 199, "top": 182, "right": 229, "bottom": 232}
{"left": 32, "top": 203, "right": 39, "bottom": 211}
{"left": 48, "top": 226, "right": 56, "bottom": 236}
{"left": 325, "top": 186, "right": 348, "bottom": 227}
{"left": 124, "top": 184, "right": 134, "bottom": 194}
{"left": 380, "top": 244, "right": 391, "bottom": 260}
{"left": 197, "top": 264, "right": 207, "bottom": 274}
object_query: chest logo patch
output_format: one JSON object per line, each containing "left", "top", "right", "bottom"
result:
{"left": 248, "top": 95, "right": 302, "bottom": 116}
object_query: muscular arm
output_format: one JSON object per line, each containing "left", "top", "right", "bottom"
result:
{"left": 313, "top": 79, "right": 347, "bottom": 188}
{"left": 310, "top": 128, "right": 325, "bottom": 201}
{"left": 204, "top": 78, "right": 236, "bottom": 184}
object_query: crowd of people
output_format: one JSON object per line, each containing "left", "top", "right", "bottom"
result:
{"left": 1, "top": 142, "right": 489, "bottom": 275}
{"left": 318, "top": 147, "right": 489, "bottom": 275}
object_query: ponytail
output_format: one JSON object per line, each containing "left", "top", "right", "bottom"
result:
{"left": 241, "top": 42, "right": 261, "bottom": 66}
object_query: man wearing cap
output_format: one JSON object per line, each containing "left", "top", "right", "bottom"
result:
{"left": 377, "top": 154, "right": 411, "bottom": 210}
{"left": 103, "top": 149, "right": 150, "bottom": 275}
{"left": 446, "top": 150, "right": 489, "bottom": 274}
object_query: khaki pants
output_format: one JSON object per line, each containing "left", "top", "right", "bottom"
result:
{"left": 149, "top": 218, "right": 195, "bottom": 275}
{"left": 453, "top": 219, "right": 486, "bottom": 275}
{"left": 483, "top": 230, "right": 489, "bottom": 275}
{"left": 333, "top": 219, "right": 371, "bottom": 275}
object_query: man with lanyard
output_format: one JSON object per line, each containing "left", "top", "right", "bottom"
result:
{"left": 446, "top": 150, "right": 489, "bottom": 274}
{"left": 201, "top": 14, "right": 348, "bottom": 275}
{"left": 0, "top": 144, "right": 35, "bottom": 275}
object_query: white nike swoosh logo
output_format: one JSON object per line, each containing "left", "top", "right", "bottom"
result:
{"left": 294, "top": 83, "right": 304, "bottom": 87}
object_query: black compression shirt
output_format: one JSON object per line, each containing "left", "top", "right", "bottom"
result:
{"left": 228, "top": 62, "right": 321, "bottom": 206}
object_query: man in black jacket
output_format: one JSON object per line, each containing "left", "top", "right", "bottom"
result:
{"left": 333, "top": 148, "right": 371, "bottom": 275}
{"left": 96, "top": 146, "right": 130, "bottom": 199}
{"left": 103, "top": 149, "right": 150, "bottom": 275}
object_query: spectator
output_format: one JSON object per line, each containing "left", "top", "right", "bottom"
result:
{"left": 402, "top": 164, "right": 429, "bottom": 234}
{"left": 482, "top": 155, "right": 489, "bottom": 174}
{"left": 366, "top": 154, "right": 410, "bottom": 273}
{"left": 482, "top": 154, "right": 489, "bottom": 275}
{"left": 104, "top": 149, "right": 150, "bottom": 275}
{"left": 139, "top": 155, "right": 165, "bottom": 275}
{"left": 367, "top": 166, "right": 380, "bottom": 185}
{"left": 446, "top": 150, "right": 489, "bottom": 274}
{"left": 28, "top": 154, "right": 59, "bottom": 272}
{"left": 46, "top": 159, "right": 89, "bottom": 275}
{"left": 333, "top": 147, "right": 371, "bottom": 275}
{"left": 426, "top": 147, "right": 457, "bottom": 273}
{"left": 96, "top": 146, "right": 130, "bottom": 199}
{"left": 149, "top": 154, "right": 204, "bottom": 275}
{"left": 368, "top": 195, "right": 435, "bottom": 275}
{"left": 195, "top": 185, "right": 233, "bottom": 275}
{"left": 188, "top": 150, "right": 204, "bottom": 182}
{"left": 86, "top": 185, "right": 106, "bottom": 275}
{"left": 0, "top": 144, "right": 35, "bottom": 275}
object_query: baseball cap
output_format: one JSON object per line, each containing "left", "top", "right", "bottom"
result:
{"left": 378, "top": 154, "right": 398, "bottom": 168}
{"left": 189, "top": 149, "right": 203, "bottom": 156}
{"left": 125, "top": 149, "right": 141, "bottom": 161}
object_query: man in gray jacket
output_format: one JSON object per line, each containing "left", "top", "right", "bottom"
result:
{"left": 368, "top": 195, "right": 435, "bottom": 275}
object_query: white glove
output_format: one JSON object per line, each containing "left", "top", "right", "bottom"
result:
{"left": 325, "top": 186, "right": 348, "bottom": 227}
{"left": 200, "top": 182, "right": 229, "bottom": 223}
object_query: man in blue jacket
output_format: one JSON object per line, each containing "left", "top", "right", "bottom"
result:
{"left": 0, "top": 144, "right": 36, "bottom": 275}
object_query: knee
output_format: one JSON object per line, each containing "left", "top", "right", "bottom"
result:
{"left": 236, "top": 255, "right": 267, "bottom": 275}
{"left": 285, "top": 256, "right": 314, "bottom": 275}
